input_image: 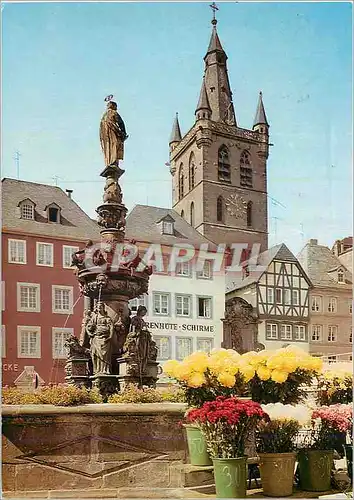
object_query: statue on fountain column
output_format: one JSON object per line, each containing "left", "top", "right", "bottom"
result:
{"left": 87, "top": 302, "right": 114, "bottom": 375}
{"left": 99, "top": 97, "right": 128, "bottom": 166}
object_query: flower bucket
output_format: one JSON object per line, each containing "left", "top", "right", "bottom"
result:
{"left": 343, "top": 444, "right": 353, "bottom": 484}
{"left": 212, "top": 457, "right": 247, "bottom": 498}
{"left": 184, "top": 425, "right": 212, "bottom": 466}
{"left": 259, "top": 452, "right": 296, "bottom": 497}
{"left": 298, "top": 449, "right": 334, "bottom": 492}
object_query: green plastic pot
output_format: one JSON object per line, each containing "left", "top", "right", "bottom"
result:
{"left": 298, "top": 449, "right": 334, "bottom": 492}
{"left": 212, "top": 457, "right": 247, "bottom": 498}
{"left": 184, "top": 425, "right": 212, "bottom": 466}
{"left": 343, "top": 444, "right": 353, "bottom": 484}
{"left": 259, "top": 452, "right": 296, "bottom": 497}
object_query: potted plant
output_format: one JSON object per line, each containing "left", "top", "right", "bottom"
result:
{"left": 164, "top": 349, "right": 247, "bottom": 466}
{"left": 339, "top": 404, "right": 353, "bottom": 485}
{"left": 317, "top": 369, "right": 353, "bottom": 406}
{"left": 186, "top": 396, "right": 266, "bottom": 498}
{"left": 298, "top": 404, "right": 352, "bottom": 492}
{"left": 257, "top": 403, "right": 311, "bottom": 497}
{"left": 242, "top": 346, "right": 323, "bottom": 404}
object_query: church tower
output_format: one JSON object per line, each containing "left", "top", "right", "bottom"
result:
{"left": 168, "top": 10, "right": 270, "bottom": 252}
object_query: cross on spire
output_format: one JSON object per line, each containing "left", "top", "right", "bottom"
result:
{"left": 209, "top": 2, "right": 219, "bottom": 25}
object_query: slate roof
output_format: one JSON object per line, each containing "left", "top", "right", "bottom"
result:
{"left": 226, "top": 243, "right": 309, "bottom": 293}
{"left": 253, "top": 92, "right": 269, "bottom": 127}
{"left": 2, "top": 178, "right": 100, "bottom": 241}
{"left": 125, "top": 204, "right": 216, "bottom": 247}
{"left": 297, "top": 241, "right": 352, "bottom": 288}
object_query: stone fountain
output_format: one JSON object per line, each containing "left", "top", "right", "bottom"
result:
{"left": 65, "top": 97, "right": 158, "bottom": 399}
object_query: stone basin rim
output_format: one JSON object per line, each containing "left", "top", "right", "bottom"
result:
{"left": 2, "top": 402, "right": 188, "bottom": 416}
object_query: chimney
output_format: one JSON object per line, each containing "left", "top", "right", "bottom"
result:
{"left": 66, "top": 189, "right": 73, "bottom": 199}
{"left": 309, "top": 239, "right": 318, "bottom": 246}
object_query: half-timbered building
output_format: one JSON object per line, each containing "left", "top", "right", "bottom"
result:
{"left": 225, "top": 243, "right": 312, "bottom": 351}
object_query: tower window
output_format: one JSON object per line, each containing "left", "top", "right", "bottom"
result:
{"left": 218, "top": 146, "right": 231, "bottom": 182}
{"left": 240, "top": 151, "right": 252, "bottom": 188}
{"left": 246, "top": 201, "right": 252, "bottom": 227}
{"left": 178, "top": 165, "right": 184, "bottom": 200}
{"left": 217, "top": 196, "right": 224, "bottom": 222}
{"left": 181, "top": 210, "right": 184, "bottom": 219}
{"left": 190, "top": 202, "right": 195, "bottom": 227}
{"left": 189, "top": 154, "right": 196, "bottom": 190}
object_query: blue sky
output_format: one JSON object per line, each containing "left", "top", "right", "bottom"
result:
{"left": 2, "top": 1, "right": 352, "bottom": 254}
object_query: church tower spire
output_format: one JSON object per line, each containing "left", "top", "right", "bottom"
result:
{"left": 169, "top": 112, "right": 182, "bottom": 151}
{"left": 253, "top": 91, "right": 269, "bottom": 131}
{"left": 198, "top": 6, "right": 236, "bottom": 125}
{"left": 195, "top": 78, "right": 212, "bottom": 120}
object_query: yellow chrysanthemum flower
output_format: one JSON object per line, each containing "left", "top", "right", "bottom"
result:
{"left": 163, "top": 359, "right": 180, "bottom": 377}
{"left": 257, "top": 365, "right": 272, "bottom": 381}
{"left": 188, "top": 372, "right": 206, "bottom": 388}
{"left": 217, "top": 372, "right": 236, "bottom": 388}
{"left": 271, "top": 370, "right": 289, "bottom": 383}
{"left": 238, "top": 363, "right": 256, "bottom": 382}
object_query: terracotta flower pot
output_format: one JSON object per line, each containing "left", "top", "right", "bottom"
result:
{"left": 184, "top": 425, "right": 212, "bottom": 466}
{"left": 212, "top": 457, "right": 247, "bottom": 498}
{"left": 259, "top": 452, "right": 296, "bottom": 497}
{"left": 298, "top": 449, "right": 334, "bottom": 492}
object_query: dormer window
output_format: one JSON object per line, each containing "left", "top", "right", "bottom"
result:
{"left": 162, "top": 221, "right": 174, "bottom": 235}
{"left": 18, "top": 199, "right": 35, "bottom": 220}
{"left": 45, "top": 203, "right": 61, "bottom": 224}
{"left": 338, "top": 269, "right": 345, "bottom": 284}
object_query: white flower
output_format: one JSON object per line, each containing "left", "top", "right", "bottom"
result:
{"left": 262, "top": 403, "right": 312, "bottom": 426}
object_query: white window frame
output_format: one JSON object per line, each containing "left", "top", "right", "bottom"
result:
{"left": 36, "top": 242, "right": 54, "bottom": 267}
{"left": 267, "top": 288, "right": 274, "bottom": 304}
{"left": 129, "top": 295, "right": 148, "bottom": 313}
{"left": 176, "top": 294, "right": 192, "bottom": 317}
{"left": 52, "top": 286, "right": 74, "bottom": 314}
{"left": 328, "top": 325, "right": 338, "bottom": 342}
{"left": 176, "top": 336, "right": 193, "bottom": 361}
{"left": 294, "top": 324, "right": 306, "bottom": 341}
{"left": 62, "top": 245, "right": 79, "bottom": 269}
{"left": 2, "top": 326, "right": 5, "bottom": 358}
{"left": 17, "top": 326, "right": 41, "bottom": 358}
{"left": 176, "top": 262, "right": 191, "bottom": 277}
{"left": 197, "top": 296, "right": 212, "bottom": 319}
{"left": 327, "top": 355, "right": 337, "bottom": 364}
{"left": 275, "top": 288, "right": 282, "bottom": 304}
{"left": 8, "top": 239, "right": 27, "bottom": 264}
{"left": 338, "top": 269, "right": 345, "bottom": 284}
{"left": 196, "top": 261, "right": 213, "bottom": 280}
{"left": 52, "top": 327, "right": 73, "bottom": 359}
{"left": 162, "top": 221, "right": 174, "bottom": 235}
{"left": 311, "top": 295, "right": 322, "bottom": 312}
{"left": 284, "top": 289, "right": 291, "bottom": 305}
{"left": 197, "top": 337, "right": 214, "bottom": 353}
{"left": 292, "top": 289, "right": 299, "bottom": 306}
{"left": 266, "top": 323, "right": 278, "bottom": 339}
{"left": 328, "top": 297, "right": 337, "bottom": 313}
{"left": 281, "top": 324, "right": 292, "bottom": 340}
{"left": 152, "top": 292, "right": 170, "bottom": 316}
{"left": 17, "top": 283, "right": 40, "bottom": 312}
{"left": 154, "top": 335, "right": 171, "bottom": 361}
{"left": 20, "top": 202, "right": 35, "bottom": 220}
{"left": 311, "top": 325, "right": 322, "bottom": 342}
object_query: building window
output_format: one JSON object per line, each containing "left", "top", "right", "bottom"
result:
{"left": 328, "top": 325, "right": 338, "bottom": 342}
{"left": 294, "top": 325, "right": 306, "bottom": 341}
{"left": 311, "top": 295, "right": 322, "bottom": 312}
{"left": 218, "top": 145, "right": 231, "bottom": 182}
{"left": 349, "top": 328, "right": 352, "bottom": 343}
{"left": 246, "top": 201, "right": 253, "bottom": 227}
{"left": 52, "top": 286, "right": 73, "bottom": 314}
{"left": 63, "top": 245, "right": 79, "bottom": 268}
{"left": 292, "top": 290, "right": 299, "bottom": 306}
{"left": 198, "top": 297, "right": 212, "bottom": 318}
{"left": 176, "top": 262, "right": 191, "bottom": 277}
{"left": 275, "top": 288, "right": 282, "bottom": 304}
{"left": 217, "top": 196, "right": 224, "bottom": 222}
{"left": 266, "top": 323, "right": 278, "bottom": 339}
{"left": 2, "top": 326, "right": 5, "bottom": 358}
{"left": 197, "top": 338, "right": 213, "bottom": 353}
{"left": 196, "top": 261, "right": 212, "bottom": 279}
{"left": 48, "top": 207, "right": 59, "bottom": 223}
{"left": 162, "top": 221, "right": 174, "bottom": 235}
{"left": 327, "top": 355, "right": 337, "bottom": 364}
{"left": 8, "top": 239, "right": 26, "bottom": 264}
{"left": 20, "top": 202, "right": 35, "bottom": 220}
{"left": 311, "top": 325, "right": 322, "bottom": 342}
{"left": 17, "top": 283, "right": 40, "bottom": 312}
{"left": 17, "top": 326, "right": 41, "bottom": 358}
{"left": 178, "top": 165, "right": 184, "bottom": 200}
{"left": 267, "top": 288, "right": 274, "bottom": 303}
{"left": 154, "top": 335, "right": 171, "bottom": 360}
{"left": 176, "top": 337, "right": 193, "bottom": 360}
{"left": 190, "top": 202, "right": 195, "bottom": 226}
{"left": 240, "top": 167, "right": 253, "bottom": 188}
{"left": 349, "top": 301, "right": 352, "bottom": 314}
{"left": 129, "top": 295, "right": 147, "bottom": 313}
{"left": 181, "top": 210, "right": 184, "bottom": 219}
{"left": 240, "top": 151, "right": 251, "bottom": 167}
{"left": 284, "top": 289, "right": 291, "bottom": 305}
{"left": 153, "top": 292, "right": 169, "bottom": 315}
{"left": 189, "top": 154, "right": 195, "bottom": 190}
{"left": 280, "top": 324, "right": 292, "bottom": 340}
{"left": 52, "top": 328, "right": 73, "bottom": 359}
{"left": 328, "top": 297, "right": 337, "bottom": 313}
{"left": 36, "top": 242, "right": 54, "bottom": 266}
{"left": 176, "top": 295, "right": 191, "bottom": 317}
{"left": 338, "top": 269, "right": 345, "bottom": 283}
